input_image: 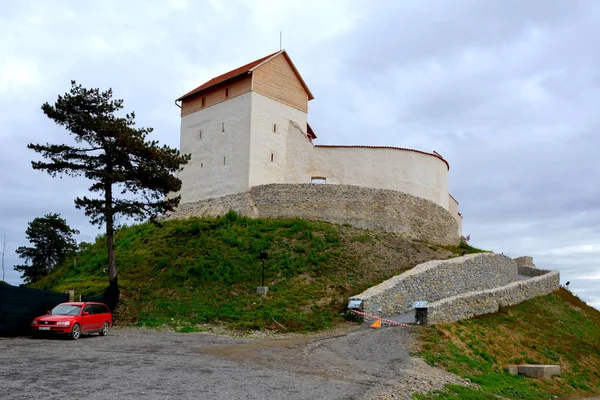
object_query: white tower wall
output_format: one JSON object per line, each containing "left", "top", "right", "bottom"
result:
{"left": 248, "top": 92, "right": 308, "bottom": 188}
{"left": 178, "top": 92, "right": 252, "bottom": 203}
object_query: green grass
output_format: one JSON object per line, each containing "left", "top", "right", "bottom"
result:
{"left": 32, "top": 212, "right": 449, "bottom": 332}
{"left": 27, "top": 213, "right": 600, "bottom": 396}
{"left": 440, "top": 241, "right": 490, "bottom": 255}
{"left": 417, "top": 288, "right": 600, "bottom": 399}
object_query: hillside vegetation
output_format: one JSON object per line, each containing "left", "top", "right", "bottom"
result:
{"left": 30, "top": 213, "right": 600, "bottom": 397}
{"left": 33, "top": 212, "right": 463, "bottom": 331}
{"left": 417, "top": 288, "right": 600, "bottom": 399}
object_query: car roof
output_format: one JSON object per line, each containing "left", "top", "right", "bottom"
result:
{"left": 58, "top": 302, "right": 107, "bottom": 306}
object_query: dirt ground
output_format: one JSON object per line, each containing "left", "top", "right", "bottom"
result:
{"left": 0, "top": 324, "right": 425, "bottom": 399}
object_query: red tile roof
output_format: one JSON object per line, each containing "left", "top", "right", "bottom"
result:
{"left": 176, "top": 50, "right": 313, "bottom": 102}
{"left": 314, "top": 145, "right": 450, "bottom": 170}
{"left": 176, "top": 51, "right": 280, "bottom": 101}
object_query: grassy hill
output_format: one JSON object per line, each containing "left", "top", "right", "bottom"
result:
{"left": 33, "top": 212, "right": 462, "bottom": 332}
{"left": 31, "top": 213, "right": 600, "bottom": 397}
{"left": 417, "top": 288, "right": 600, "bottom": 399}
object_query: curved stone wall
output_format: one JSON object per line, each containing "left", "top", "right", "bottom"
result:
{"left": 350, "top": 253, "right": 560, "bottom": 324}
{"left": 168, "top": 183, "right": 459, "bottom": 246}
{"left": 426, "top": 270, "right": 560, "bottom": 324}
{"left": 352, "top": 253, "right": 518, "bottom": 316}
{"left": 285, "top": 121, "right": 451, "bottom": 210}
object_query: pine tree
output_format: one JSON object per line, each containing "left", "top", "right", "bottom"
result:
{"left": 14, "top": 214, "right": 79, "bottom": 284}
{"left": 29, "top": 81, "right": 190, "bottom": 284}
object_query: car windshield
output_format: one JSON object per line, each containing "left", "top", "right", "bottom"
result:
{"left": 50, "top": 305, "right": 81, "bottom": 316}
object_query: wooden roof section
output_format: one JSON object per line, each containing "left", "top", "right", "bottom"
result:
{"left": 177, "top": 50, "right": 314, "bottom": 102}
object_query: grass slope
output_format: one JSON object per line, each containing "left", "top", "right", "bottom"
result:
{"left": 33, "top": 212, "right": 458, "bottom": 332}
{"left": 417, "top": 288, "right": 600, "bottom": 399}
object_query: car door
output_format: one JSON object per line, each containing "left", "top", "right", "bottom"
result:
{"left": 97, "top": 304, "right": 112, "bottom": 326}
{"left": 92, "top": 304, "right": 105, "bottom": 330}
{"left": 81, "top": 304, "right": 95, "bottom": 332}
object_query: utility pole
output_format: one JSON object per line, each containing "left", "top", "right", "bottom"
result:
{"left": 1, "top": 234, "right": 9, "bottom": 282}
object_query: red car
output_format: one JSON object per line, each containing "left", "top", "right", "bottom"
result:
{"left": 31, "top": 302, "right": 113, "bottom": 340}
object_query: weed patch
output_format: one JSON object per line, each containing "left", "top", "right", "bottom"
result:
{"left": 417, "top": 289, "right": 600, "bottom": 399}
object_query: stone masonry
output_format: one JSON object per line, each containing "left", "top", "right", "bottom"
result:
{"left": 426, "top": 269, "right": 560, "bottom": 324}
{"left": 514, "top": 256, "right": 536, "bottom": 268}
{"left": 350, "top": 253, "right": 560, "bottom": 324}
{"left": 167, "top": 184, "right": 459, "bottom": 246}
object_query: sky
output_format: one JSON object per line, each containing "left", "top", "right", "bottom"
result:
{"left": 1, "top": 0, "right": 599, "bottom": 309}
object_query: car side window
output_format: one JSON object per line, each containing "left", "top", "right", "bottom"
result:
{"left": 83, "top": 305, "right": 93, "bottom": 314}
{"left": 93, "top": 305, "right": 104, "bottom": 314}
{"left": 100, "top": 305, "right": 110, "bottom": 314}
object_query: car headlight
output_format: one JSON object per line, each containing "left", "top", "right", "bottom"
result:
{"left": 31, "top": 321, "right": 38, "bottom": 325}
{"left": 56, "top": 321, "right": 71, "bottom": 326}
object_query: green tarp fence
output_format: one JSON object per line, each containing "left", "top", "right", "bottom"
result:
{"left": 82, "top": 278, "right": 120, "bottom": 313}
{"left": 0, "top": 284, "right": 68, "bottom": 336}
{"left": 0, "top": 280, "right": 119, "bottom": 336}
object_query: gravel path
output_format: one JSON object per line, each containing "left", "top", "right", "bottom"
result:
{"left": 0, "top": 325, "right": 470, "bottom": 399}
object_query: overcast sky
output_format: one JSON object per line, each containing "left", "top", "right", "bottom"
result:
{"left": 1, "top": 0, "right": 599, "bottom": 310}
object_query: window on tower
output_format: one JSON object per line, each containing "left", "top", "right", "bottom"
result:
{"left": 225, "top": 88, "right": 229, "bottom": 98}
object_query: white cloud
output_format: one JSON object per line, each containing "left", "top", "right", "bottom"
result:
{"left": 1, "top": 0, "right": 600, "bottom": 312}
{"left": 0, "top": 58, "right": 43, "bottom": 95}
{"left": 534, "top": 243, "right": 600, "bottom": 257}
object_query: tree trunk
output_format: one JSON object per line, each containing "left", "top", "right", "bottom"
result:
{"left": 105, "top": 182, "right": 117, "bottom": 284}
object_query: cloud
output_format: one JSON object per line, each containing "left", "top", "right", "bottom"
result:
{"left": 1, "top": 0, "right": 599, "bottom": 310}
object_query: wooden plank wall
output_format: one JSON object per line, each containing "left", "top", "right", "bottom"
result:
{"left": 181, "top": 75, "right": 252, "bottom": 116}
{"left": 252, "top": 54, "right": 309, "bottom": 112}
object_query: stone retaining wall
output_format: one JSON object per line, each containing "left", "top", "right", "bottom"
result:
{"left": 426, "top": 270, "right": 560, "bottom": 324}
{"left": 171, "top": 192, "right": 258, "bottom": 219}
{"left": 518, "top": 265, "right": 548, "bottom": 277}
{"left": 351, "top": 253, "right": 518, "bottom": 316}
{"left": 168, "top": 184, "right": 459, "bottom": 246}
{"left": 350, "top": 253, "right": 559, "bottom": 324}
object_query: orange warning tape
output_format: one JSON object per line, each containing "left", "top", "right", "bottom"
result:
{"left": 349, "top": 309, "right": 411, "bottom": 327}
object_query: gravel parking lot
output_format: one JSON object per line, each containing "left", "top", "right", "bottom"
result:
{"left": 0, "top": 325, "right": 468, "bottom": 399}
{"left": 0, "top": 325, "right": 401, "bottom": 399}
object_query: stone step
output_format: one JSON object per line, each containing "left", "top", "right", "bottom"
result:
{"left": 505, "top": 364, "right": 561, "bottom": 379}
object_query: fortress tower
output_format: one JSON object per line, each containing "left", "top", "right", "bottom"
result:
{"left": 175, "top": 50, "right": 313, "bottom": 203}
{"left": 174, "top": 50, "right": 463, "bottom": 238}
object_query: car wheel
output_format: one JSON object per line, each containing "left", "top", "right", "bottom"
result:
{"left": 99, "top": 322, "right": 109, "bottom": 336}
{"left": 70, "top": 323, "right": 81, "bottom": 340}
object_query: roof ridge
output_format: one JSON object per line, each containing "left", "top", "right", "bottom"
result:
{"left": 176, "top": 50, "right": 283, "bottom": 101}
